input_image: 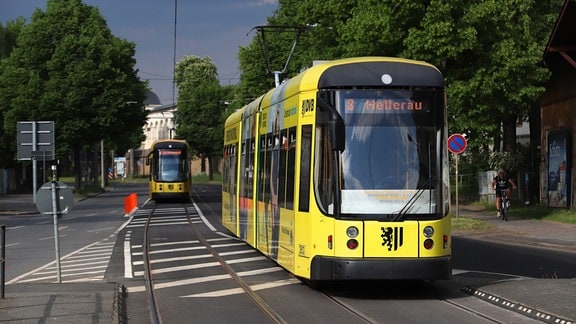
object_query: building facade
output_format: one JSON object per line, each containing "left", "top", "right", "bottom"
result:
{"left": 541, "top": 0, "right": 576, "bottom": 208}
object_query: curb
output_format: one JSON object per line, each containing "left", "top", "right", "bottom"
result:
{"left": 461, "top": 286, "right": 575, "bottom": 324}
{"left": 114, "top": 283, "right": 127, "bottom": 324}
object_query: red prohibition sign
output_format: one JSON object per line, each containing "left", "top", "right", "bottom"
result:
{"left": 447, "top": 134, "right": 467, "bottom": 154}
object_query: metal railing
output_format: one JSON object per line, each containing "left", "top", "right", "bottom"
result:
{"left": 1, "top": 224, "right": 5, "bottom": 298}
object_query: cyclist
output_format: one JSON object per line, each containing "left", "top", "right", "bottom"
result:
{"left": 492, "top": 169, "right": 516, "bottom": 218}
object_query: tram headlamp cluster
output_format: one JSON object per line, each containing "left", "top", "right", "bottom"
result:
{"left": 347, "top": 239, "right": 359, "bottom": 250}
{"left": 345, "top": 226, "right": 359, "bottom": 250}
{"left": 346, "top": 226, "right": 359, "bottom": 238}
{"left": 423, "top": 226, "right": 434, "bottom": 238}
{"left": 424, "top": 239, "right": 434, "bottom": 250}
{"left": 423, "top": 226, "right": 435, "bottom": 250}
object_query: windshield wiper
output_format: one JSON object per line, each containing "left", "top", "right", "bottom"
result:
{"left": 391, "top": 178, "right": 433, "bottom": 222}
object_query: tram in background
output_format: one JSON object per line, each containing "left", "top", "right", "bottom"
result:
{"left": 222, "top": 57, "right": 451, "bottom": 282}
{"left": 147, "top": 139, "right": 192, "bottom": 202}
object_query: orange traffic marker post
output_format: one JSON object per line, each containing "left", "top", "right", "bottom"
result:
{"left": 124, "top": 193, "right": 138, "bottom": 216}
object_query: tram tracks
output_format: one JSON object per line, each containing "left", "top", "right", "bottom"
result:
{"left": 141, "top": 205, "right": 161, "bottom": 324}
{"left": 134, "top": 188, "right": 523, "bottom": 324}
{"left": 320, "top": 292, "right": 380, "bottom": 324}
{"left": 137, "top": 197, "right": 411, "bottom": 324}
{"left": 139, "top": 201, "right": 288, "bottom": 324}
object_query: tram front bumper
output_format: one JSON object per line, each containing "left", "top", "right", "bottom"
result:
{"left": 310, "top": 256, "right": 452, "bottom": 281}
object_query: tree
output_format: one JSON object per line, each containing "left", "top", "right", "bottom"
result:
{"left": 0, "top": 18, "right": 25, "bottom": 59}
{"left": 0, "top": 18, "right": 26, "bottom": 169}
{"left": 402, "top": 0, "right": 562, "bottom": 172}
{"left": 0, "top": 0, "right": 148, "bottom": 189}
{"left": 175, "top": 55, "right": 225, "bottom": 180}
{"left": 238, "top": 0, "right": 562, "bottom": 174}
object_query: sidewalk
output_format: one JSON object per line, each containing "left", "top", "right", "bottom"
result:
{"left": 0, "top": 283, "right": 125, "bottom": 323}
{"left": 456, "top": 203, "right": 576, "bottom": 254}
{"left": 455, "top": 204, "right": 576, "bottom": 323}
{"left": 1, "top": 192, "right": 575, "bottom": 323}
{"left": 0, "top": 187, "right": 136, "bottom": 324}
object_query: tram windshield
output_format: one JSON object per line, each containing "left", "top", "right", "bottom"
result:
{"left": 154, "top": 149, "right": 187, "bottom": 182}
{"left": 314, "top": 89, "right": 446, "bottom": 218}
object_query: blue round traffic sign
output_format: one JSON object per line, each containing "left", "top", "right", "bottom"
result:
{"left": 448, "top": 134, "right": 467, "bottom": 154}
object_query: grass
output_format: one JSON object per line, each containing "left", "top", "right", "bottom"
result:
{"left": 476, "top": 199, "right": 576, "bottom": 224}
{"left": 452, "top": 216, "right": 494, "bottom": 233}
{"left": 508, "top": 205, "right": 576, "bottom": 224}
{"left": 192, "top": 173, "right": 222, "bottom": 184}
{"left": 452, "top": 199, "right": 576, "bottom": 233}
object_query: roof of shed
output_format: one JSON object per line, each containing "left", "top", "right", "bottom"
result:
{"left": 545, "top": 0, "right": 576, "bottom": 67}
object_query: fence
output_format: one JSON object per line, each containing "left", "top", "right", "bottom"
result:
{"left": 451, "top": 173, "right": 482, "bottom": 203}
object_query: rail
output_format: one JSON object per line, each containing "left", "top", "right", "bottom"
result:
{"left": 1, "top": 224, "right": 5, "bottom": 298}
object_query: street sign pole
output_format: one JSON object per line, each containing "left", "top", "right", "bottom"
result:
{"left": 50, "top": 165, "right": 62, "bottom": 283}
{"left": 448, "top": 134, "right": 468, "bottom": 220}
{"left": 32, "top": 122, "right": 37, "bottom": 204}
{"left": 455, "top": 154, "right": 459, "bottom": 220}
{"left": 36, "top": 168, "right": 73, "bottom": 284}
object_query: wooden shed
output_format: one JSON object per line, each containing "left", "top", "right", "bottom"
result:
{"left": 541, "top": 0, "right": 576, "bottom": 207}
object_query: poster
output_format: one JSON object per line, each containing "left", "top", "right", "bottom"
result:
{"left": 547, "top": 130, "right": 570, "bottom": 207}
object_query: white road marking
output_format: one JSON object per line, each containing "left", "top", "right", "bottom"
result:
{"left": 127, "top": 267, "right": 285, "bottom": 293}
{"left": 180, "top": 278, "right": 300, "bottom": 298}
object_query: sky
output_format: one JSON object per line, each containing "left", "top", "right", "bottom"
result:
{"left": 0, "top": 0, "right": 279, "bottom": 105}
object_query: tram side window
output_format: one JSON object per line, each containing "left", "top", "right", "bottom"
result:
{"left": 257, "top": 127, "right": 296, "bottom": 210}
{"left": 223, "top": 146, "right": 229, "bottom": 193}
{"left": 240, "top": 139, "right": 254, "bottom": 199}
{"left": 315, "top": 125, "right": 334, "bottom": 214}
{"left": 278, "top": 129, "right": 287, "bottom": 208}
{"left": 267, "top": 133, "right": 276, "bottom": 206}
{"left": 285, "top": 127, "right": 296, "bottom": 210}
{"left": 223, "top": 145, "right": 237, "bottom": 193}
{"left": 258, "top": 135, "right": 270, "bottom": 204}
{"left": 299, "top": 125, "right": 312, "bottom": 212}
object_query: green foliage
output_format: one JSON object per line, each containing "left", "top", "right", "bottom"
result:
{"left": 0, "top": 18, "right": 25, "bottom": 59}
{"left": 0, "top": 18, "right": 26, "bottom": 167}
{"left": 175, "top": 55, "right": 226, "bottom": 179}
{"left": 0, "top": 0, "right": 148, "bottom": 176}
{"left": 236, "top": 0, "right": 563, "bottom": 174}
{"left": 403, "top": 0, "right": 561, "bottom": 160}
{"left": 488, "top": 141, "right": 532, "bottom": 174}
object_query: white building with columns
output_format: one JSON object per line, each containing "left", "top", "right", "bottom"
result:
{"left": 130, "top": 92, "right": 177, "bottom": 177}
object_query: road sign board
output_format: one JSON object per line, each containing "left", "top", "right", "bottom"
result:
{"left": 36, "top": 181, "right": 74, "bottom": 216}
{"left": 17, "top": 121, "right": 55, "bottom": 160}
{"left": 448, "top": 134, "right": 467, "bottom": 154}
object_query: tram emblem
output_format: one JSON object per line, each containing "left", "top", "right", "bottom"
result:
{"left": 381, "top": 227, "right": 404, "bottom": 251}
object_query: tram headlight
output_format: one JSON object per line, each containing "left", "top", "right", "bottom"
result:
{"left": 346, "top": 226, "right": 359, "bottom": 238}
{"left": 423, "top": 226, "right": 434, "bottom": 238}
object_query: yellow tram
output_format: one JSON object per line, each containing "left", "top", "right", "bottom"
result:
{"left": 222, "top": 57, "right": 451, "bottom": 281}
{"left": 147, "top": 139, "right": 192, "bottom": 202}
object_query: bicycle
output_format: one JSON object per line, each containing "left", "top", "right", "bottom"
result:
{"left": 499, "top": 189, "right": 510, "bottom": 221}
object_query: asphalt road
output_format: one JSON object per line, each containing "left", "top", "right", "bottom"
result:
{"left": 2, "top": 183, "right": 573, "bottom": 323}
{"left": 453, "top": 236, "right": 576, "bottom": 279}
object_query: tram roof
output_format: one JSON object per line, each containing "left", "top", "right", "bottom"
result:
{"left": 265, "top": 56, "right": 443, "bottom": 105}
{"left": 300, "top": 56, "right": 442, "bottom": 90}
{"left": 228, "top": 57, "right": 443, "bottom": 122}
{"left": 150, "top": 139, "right": 189, "bottom": 149}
